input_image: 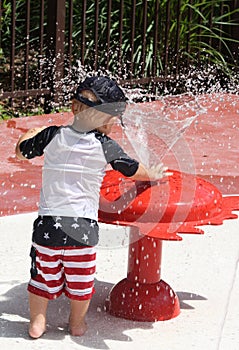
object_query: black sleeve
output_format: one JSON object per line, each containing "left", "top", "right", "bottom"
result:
{"left": 95, "top": 132, "right": 139, "bottom": 177}
{"left": 19, "top": 125, "right": 60, "bottom": 159}
{"left": 110, "top": 157, "right": 139, "bottom": 177}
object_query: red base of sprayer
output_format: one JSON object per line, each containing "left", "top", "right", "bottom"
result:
{"left": 107, "top": 278, "right": 180, "bottom": 322}
{"left": 106, "top": 227, "right": 180, "bottom": 322}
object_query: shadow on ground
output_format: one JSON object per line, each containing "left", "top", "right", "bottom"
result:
{"left": 0, "top": 279, "right": 207, "bottom": 349}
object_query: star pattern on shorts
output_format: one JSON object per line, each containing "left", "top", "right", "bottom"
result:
{"left": 82, "top": 233, "right": 88, "bottom": 242}
{"left": 63, "top": 236, "right": 67, "bottom": 244}
{"left": 71, "top": 223, "right": 79, "bottom": 229}
{"left": 54, "top": 222, "right": 62, "bottom": 229}
{"left": 90, "top": 220, "right": 95, "bottom": 228}
{"left": 37, "top": 219, "right": 43, "bottom": 227}
{"left": 44, "top": 232, "right": 50, "bottom": 240}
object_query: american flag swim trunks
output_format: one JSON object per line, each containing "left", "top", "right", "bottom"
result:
{"left": 28, "top": 243, "right": 96, "bottom": 301}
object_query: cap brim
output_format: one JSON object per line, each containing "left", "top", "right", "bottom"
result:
{"left": 73, "top": 93, "right": 126, "bottom": 125}
{"left": 94, "top": 101, "right": 126, "bottom": 117}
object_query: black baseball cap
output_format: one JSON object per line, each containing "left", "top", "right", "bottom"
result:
{"left": 74, "top": 76, "right": 127, "bottom": 125}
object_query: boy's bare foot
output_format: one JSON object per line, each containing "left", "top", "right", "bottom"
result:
{"left": 28, "top": 292, "right": 48, "bottom": 339}
{"left": 29, "top": 321, "right": 46, "bottom": 339}
{"left": 69, "top": 320, "right": 88, "bottom": 336}
{"left": 68, "top": 299, "right": 90, "bottom": 336}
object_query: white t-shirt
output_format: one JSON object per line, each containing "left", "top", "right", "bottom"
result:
{"left": 20, "top": 125, "right": 139, "bottom": 221}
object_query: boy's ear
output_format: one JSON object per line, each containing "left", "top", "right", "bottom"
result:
{"left": 97, "top": 122, "right": 112, "bottom": 134}
{"left": 72, "top": 99, "right": 88, "bottom": 114}
{"left": 72, "top": 100, "right": 79, "bottom": 114}
{"left": 97, "top": 116, "right": 117, "bottom": 134}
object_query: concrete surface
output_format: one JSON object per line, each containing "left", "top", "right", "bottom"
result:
{"left": 0, "top": 211, "right": 239, "bottom": 349}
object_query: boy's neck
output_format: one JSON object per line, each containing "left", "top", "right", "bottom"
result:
{"left": 71, "top": 117, "right": 95, "bottom": 133}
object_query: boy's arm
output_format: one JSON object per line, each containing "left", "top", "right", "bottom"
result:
{"left": 16, "top": 125, "right": 60, "bottom": 160}
{"left": 130, "top": 162, "right": 172, "bottom": 181}
{"left": 15, "top": 127, "right": 47, "bottom": 160}
{"left": 99, "top": 134, "right": 172, "bottom": 181}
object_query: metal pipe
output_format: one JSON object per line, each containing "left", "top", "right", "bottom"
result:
{"left": 10, "top": 0, "right": 16, "bottom": 107}
{"left": 127, "top": 227, "right": 162, "bottom": 284}
{"left": 81, "top": 0, "right": 87, "bottom": 65}
{"left": 94, "top": 0, "right": 99, "bottom": 71}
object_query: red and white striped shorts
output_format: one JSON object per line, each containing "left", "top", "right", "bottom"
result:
{"left": 28, "top": 243, "right": 96, "bottom": 301}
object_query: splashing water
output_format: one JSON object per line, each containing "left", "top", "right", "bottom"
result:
{"left": 54, "top": 60, "right": 205, "bottom": 168}
{"left": 45, "top": 56, "right": 239, "bottom": 177}
{"left": 57, "top": 61, "right": 208, "bottom": 173}
{"left": 122, "top": 94, "right": 205, "bottom": 167}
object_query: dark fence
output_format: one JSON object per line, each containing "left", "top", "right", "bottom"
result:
{"left": 0, "top": 0, "right": 239, "bottom": 112}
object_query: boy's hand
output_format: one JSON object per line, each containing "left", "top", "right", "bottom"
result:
{"left": 147, "top": 163, "right": 173, "bottom": 180}
{"left": 130, "top": 162, "right": 173, "bottom": 181}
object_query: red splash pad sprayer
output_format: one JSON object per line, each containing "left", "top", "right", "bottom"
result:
{"left": 99, "top": 170, "right": 239, "bottom": 321}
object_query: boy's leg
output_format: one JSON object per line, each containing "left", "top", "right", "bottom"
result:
{"left": 28, "top": 292, "right": 49, "bottom": 338}
{"left": 63, "top": 245, "right": 96, "bottom": 336}
{"left": 69, "top": 299, "right": 91, "bottom": 336}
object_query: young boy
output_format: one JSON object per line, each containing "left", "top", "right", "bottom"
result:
{"left": 15, "top": 75, "right": 170, "bottom": 339}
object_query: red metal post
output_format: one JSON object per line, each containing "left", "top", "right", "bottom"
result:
{"left": 108, "top": 227, "right": 180, "bottom": 321}
{"left": 127, "top": 226, "right": 162, "bottom": 284}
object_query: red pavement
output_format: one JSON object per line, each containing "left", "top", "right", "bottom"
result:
{"left": 0, "top": 93, "right": 238, "bottom": 217}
